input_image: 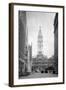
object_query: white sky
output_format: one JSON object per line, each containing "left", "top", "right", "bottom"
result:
{"left": 26, "top": 11, "right": 56, "bottom": 58}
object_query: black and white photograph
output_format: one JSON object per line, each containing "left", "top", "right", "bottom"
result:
{"left": 19, "top": 11, "right": 58, "bottom": 79}
{"left": 9, "top": 3, "right": 64, "bottom": 86}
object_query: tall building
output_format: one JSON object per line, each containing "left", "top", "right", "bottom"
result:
{"left": 19, "top": 11, "right": 33, "bottom": 77}
{"left": 19, "top": 11, "right": 31, "bottom": 77}
{"left": 37, "top": 26, "right": 44, "bottom": 60}
{"left": 32, "top": 27, "right": 48, "bottom": 73}
{"left": 32, "top": 26, "right": 56, "bottom": 74}
{"left": 19, "top": 11, "right": 26, "bottom": 60}
{"left": 38, "top": 26, "right": 43, "bottom": 55}
{"left": 54, "top": 13, "right": 58, "bottom": 74}
{"left": 19, "top": 11, "right": 27, "bottom": 77}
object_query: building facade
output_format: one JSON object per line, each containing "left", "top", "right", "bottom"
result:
{"left": 32, "top": 26, "right": 56, "bottom": 74}
{"left": 54, "top": 13, "right": 58, "bottom": 74}
{"left": 19, "top": 11, "right": 31, "bottom": 77}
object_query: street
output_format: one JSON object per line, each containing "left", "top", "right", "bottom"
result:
{"left": 20, "top": 72, "right": 58, "bottom": 79}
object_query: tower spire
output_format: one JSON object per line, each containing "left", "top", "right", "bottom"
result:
{"left": 38, "top": 26, "right": 43, "bottom": 54}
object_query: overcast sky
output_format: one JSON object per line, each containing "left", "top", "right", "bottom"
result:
{"left": 26, "top": 11, "right": 56, "bottom": 58}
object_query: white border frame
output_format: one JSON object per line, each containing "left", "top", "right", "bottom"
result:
{"left": 13, "top": 5, "right": 63, "bottom": 85}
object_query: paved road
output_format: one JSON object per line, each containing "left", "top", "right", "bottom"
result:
{"left": 20, "top": 72, "right": 58, "bottom": 79}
